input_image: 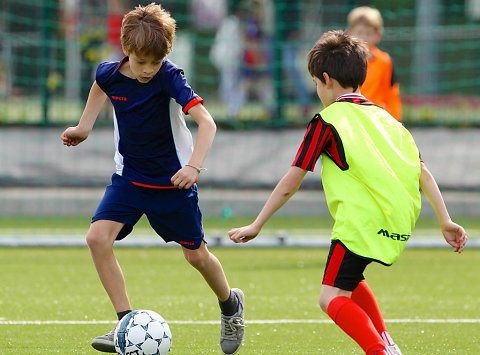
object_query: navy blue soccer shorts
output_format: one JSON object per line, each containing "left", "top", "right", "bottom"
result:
{"left": 322, "top": 240, "right": 373, "bottom": 291}
{"left": 92, "top": 173, "right": 205, "bottom": 250}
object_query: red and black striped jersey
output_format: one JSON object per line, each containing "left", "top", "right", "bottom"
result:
{"left": 292, "top": 94, "right": 374, "bottom": 172}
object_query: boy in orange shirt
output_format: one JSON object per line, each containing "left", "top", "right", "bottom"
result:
{"left": 347, "top": 6, "right": 402, "bottom": 121}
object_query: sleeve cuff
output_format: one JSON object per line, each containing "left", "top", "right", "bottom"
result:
{"left": 183, "top": 96, "right": 204, "bottom": 114}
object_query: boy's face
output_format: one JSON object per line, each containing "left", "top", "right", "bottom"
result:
{"left": 349, "top": 23, "right": 380, "bottom": 47}
{"left": 125, "top": 50, "right": 163, "bottom": 83}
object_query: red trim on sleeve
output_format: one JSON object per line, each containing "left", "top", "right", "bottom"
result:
{"left": 183, "top": 96, "right": 204, "bottom": 114}
{"left": 323, "top": 243, "right": 346, "bottom": 286}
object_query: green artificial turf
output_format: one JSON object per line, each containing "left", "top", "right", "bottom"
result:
{"left": 1, "top": 247, "right": 479, "bottom": 354}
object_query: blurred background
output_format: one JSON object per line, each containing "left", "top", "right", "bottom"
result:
{"left": 0, "top": 0, "right": 479, "bottom": 242}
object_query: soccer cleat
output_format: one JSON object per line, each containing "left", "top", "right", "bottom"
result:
{"left": 372, "top": 347, "right": 394, "bottom": 355}
{"left": 220, "top": 288, "right": 245, "bottom": 355}
{"left": 381, "top": 331, "right": 402, "bottom": 355}
{"left": 387, "top": 343, "right": 403, "bottom": 355}
{"left": 91, "top": 326, "right": 116, "bottom": 353}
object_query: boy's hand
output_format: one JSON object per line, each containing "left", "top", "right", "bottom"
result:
{"left": 441, "top": 220, "right": 468, "bottom": 253}
{"left": 171, "top": 166, "right": 199, "bottom": 189}
{"left": 229, "top": 224, "right": 261, "bottom": 243}
{"left": 61, "top": 126, "right": 90, "bottom": 146}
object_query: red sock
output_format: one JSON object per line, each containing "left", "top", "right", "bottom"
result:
{"left": 351, "top": 281, "right": 387, "bottom": 335}
{"left": 327, "top": 296, "right": 386, "bottom": 354}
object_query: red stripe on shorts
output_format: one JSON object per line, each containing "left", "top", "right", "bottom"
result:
{"left": 323, "top": 243, "right": 346, "bottom": 286}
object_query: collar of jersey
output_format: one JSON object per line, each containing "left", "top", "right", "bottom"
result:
{"left": 336, "top": 93, "right": 374, "bottom": 105}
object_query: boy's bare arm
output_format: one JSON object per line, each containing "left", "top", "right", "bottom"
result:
{"left": 419, "top": 162, "right": 467, "bottom": 253}
{"left": 61, "top": 81, "right": 107, "bottom": 146}
{"left": 229, "top": 167, "right": 307, "bottom": 243}
{"left": 170, "top": 103, "right": 216, "bottom": 189}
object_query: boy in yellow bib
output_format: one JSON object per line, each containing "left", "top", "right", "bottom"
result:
{"left": 229, "top": 30, "right": 467, "bottom": 355}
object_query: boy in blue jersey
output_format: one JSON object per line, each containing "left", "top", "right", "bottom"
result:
{"left": 229, "top": 30, "right": 467, "bottom": 354}
{"left": 61, "top": 4, "right": 244, "bottom": 354}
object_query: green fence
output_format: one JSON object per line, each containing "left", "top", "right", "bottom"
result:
{"left": 1, "top": 0, "right": 479, "bottom": 127}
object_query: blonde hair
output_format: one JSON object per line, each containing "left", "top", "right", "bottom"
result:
{"left": 347, "top": 6, "right": 383, "bottom": 35}
{"left": 121, "top": 2, "right": 176, "bottom": 59}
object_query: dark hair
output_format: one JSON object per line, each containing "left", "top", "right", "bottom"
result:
{"left": 121, "top": 2, "right": 176, "bottom": 59}
{"left": 307, "top": 30, "right": 368, "bottom": 90}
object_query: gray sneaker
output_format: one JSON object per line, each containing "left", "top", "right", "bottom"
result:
{"left": 91, "top": 326, "right": 116, "bottom": 353}
{"left": 220, "top": 288, "right": 245, "bottom": 354}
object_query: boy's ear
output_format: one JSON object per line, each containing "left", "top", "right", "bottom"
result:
{"left": 323, "top": 72, "right": 332, "bottom": 88}
{"left": 122, "top": 45, "right": 129, "bottom": 56}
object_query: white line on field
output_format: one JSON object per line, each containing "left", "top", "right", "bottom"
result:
{"left": 1, "top": 319, "right": 480, "bottom": 325}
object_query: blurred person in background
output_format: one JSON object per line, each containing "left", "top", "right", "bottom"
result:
{"left": 347, "top": 6, "right": 402, "bottom": 121}
{"left": 211, "top": 0, "right": 274, "bottom": 120}
{"left": 241, "top": 0, "right": 275, "bottom": 119}
{"left": 282, "top": 0, "right": 311, "bottom": 116}
{"left": 210, "top": 3, "right": 244, "bottom": 119}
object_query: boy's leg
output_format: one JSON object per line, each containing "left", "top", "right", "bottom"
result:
{"left": 182, "top": 242, "right": 230, "bottom": 300}
{"left": 86, "top": 219, "right": 132, "bottom": 313}
{"left": 320, "top": 241, "right": 389, "bottom": 354}
{"left": 183, "top": 243, "right": 245, "bottom": 355}
{"left": 320, "top": 285, "right": 387, "bottom": 355}
{"left": 352, "top": 281, "right": 401, "bottom": 354}
{"left": 87, "top": 220, "right": 133, "bottom": 353}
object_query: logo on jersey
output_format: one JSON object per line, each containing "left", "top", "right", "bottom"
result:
{"left": 112, "top": 95, "right": 127, "bottom": 101}
{"left": 377, "top": 229, "right": 410, "bottom": 242}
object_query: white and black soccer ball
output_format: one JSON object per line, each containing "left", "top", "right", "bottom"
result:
{"left": 114, "top": 309, "right": 172, "bottom": 355}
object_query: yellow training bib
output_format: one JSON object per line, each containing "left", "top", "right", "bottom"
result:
{"left": 320, "top": 101, "right": 421, "bottom": 265}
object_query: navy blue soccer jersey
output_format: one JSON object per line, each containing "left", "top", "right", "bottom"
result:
{"left": 96, "top": 57, "right": 203, "bottom": 188}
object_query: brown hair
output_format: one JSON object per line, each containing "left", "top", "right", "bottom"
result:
{"left": 347, "top": 6, "right": 383, "bottom": 35}
{"left": 121, "top": 2, "right": 176, "bottom": 59}
{"left": 307, "top": 30, "right": 368, "bottom": 91}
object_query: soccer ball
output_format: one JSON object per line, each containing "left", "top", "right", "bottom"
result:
{"left": 114, "top": 309, "right": 172, "bottom": 355}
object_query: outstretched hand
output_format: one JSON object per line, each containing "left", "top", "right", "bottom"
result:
{"left": 441, "top": 220, "right": 467, "bottom": 253}
{"left": 229, "top": 224, "right": 261, "bottom": 244}
{"left": 61, "top": 126, "right": 89, "bottom": 146}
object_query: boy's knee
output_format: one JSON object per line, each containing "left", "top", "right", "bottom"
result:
{"left": 319, "top": 285, "right": 351, "bottom": 314}
{"left": 184, "top": 249, "right": 208, "bottom": 269}
{"left": 318, "top": 293, "right": 331, "bottom": 313}
{"left": 85, "top": 224, "right": 115, "bottom": 251}
{"left": 86, "top": 230, "right": 104, "bottom": 250}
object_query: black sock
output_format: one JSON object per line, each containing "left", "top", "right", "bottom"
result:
{"left": 117, "top": 310, "right": 132, "bottom": 320}
{"left": 219, "top": 290, "right": 239, "bottom": 316}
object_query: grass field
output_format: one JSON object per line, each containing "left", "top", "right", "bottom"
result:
{"left": 1, "top": 247, "right": 479, "bottom": 354}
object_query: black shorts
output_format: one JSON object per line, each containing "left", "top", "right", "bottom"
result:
{"left": 322, "top": 240, "right": 373, "bottom": 291}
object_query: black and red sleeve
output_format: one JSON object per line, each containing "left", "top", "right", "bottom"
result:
{"left": 292, "top": 114, "right": 348, "bottom": 172}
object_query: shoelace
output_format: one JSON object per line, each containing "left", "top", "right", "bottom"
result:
{"left": 221, "top": 316, "right": 245, "bottom": 340}
{"left": 105, "top": 328, "right": 115, "bottom": 340}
